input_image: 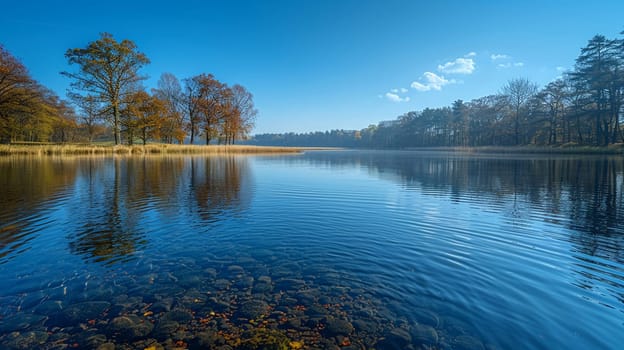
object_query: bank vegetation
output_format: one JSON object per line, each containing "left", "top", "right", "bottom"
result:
{"left": 0, "top": 144, "right": 303, "bottom": 156}
{"left": 249, "top": 30, "right": 624, "bottom": 151}
{"left": 1, "top": 33, "right": 256, "bottom": 146}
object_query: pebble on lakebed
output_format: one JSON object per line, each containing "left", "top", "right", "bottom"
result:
{"left": 0, "top": 260, "right": 489, "bottom": 349}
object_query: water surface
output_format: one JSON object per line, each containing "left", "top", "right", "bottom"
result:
{"left": 0, "top": 151, "right": 623, "bottom": 349}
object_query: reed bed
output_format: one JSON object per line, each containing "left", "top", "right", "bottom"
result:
{"left": 0, "top": 144, "right": 304, "bottom": 156}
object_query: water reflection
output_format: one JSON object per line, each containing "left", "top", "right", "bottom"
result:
{"left": 0, "top": 157, "right": 78, "bottom": 263}
{"left": 301, "top": 151, "right": 623, "bottom": 240}
{"left": 1, "top": 152, "right": 624, "bottom": 349}
{"left": 0, "top": 156, "right": 252, "bottom": 265}
{"left": 68, "top": 158, "right": 150, "bottom": 265}
{"left": 190, "top": 156, "right": 251, "bottom": 222}
{"left": 297, "top": 151, "right": 624, "bottom": 306}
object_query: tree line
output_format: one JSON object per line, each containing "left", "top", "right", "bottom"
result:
{"left": 0, "top": 33, "right": 256, "bottom": 145}
{"left": 249, "top": 31, "right": 624, "bottom": 148}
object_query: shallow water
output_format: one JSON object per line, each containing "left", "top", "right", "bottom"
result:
{"left": 0, "top": 150, "right": 623, "bottom": 349}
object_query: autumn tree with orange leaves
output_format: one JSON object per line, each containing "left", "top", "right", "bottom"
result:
{"left": 121, "top": 91, "right": 167, "bottom": 145}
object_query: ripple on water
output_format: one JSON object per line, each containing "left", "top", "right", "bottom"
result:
{"left": 1, "top": 153, "right": 624, "bottom": 349}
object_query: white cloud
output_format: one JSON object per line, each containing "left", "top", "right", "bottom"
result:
{"left": 497, "top": 62, "right": 524, "bottom": 69}
{"left": 556, "top": 66, "right": 566, "bottom": 72}
{"left": 390, "top": 87, "right": 409, "bottom": 93}
{"left": 411, "top": 72, "right": 456, "bottom": 91}
{"left": 465, "top": 52, "right": 477, "bottom": 57}
{"left": 437, "top": 57, "right": 475, "bottom": 74}
{"left": 491, "top": 53, "right": 509, "bottom": 61}
{"left": 385, "top": 92, "right": 410, "bottom": 102}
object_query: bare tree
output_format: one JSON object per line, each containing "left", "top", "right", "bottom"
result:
{"left": 502, "top": 78, "right": 538, "bottom": 145}
{"left": 152, "top": 73, "right": 185, "bottom": 143}
{"left": 227, "top": 84, "right": 257, "bottom": 144}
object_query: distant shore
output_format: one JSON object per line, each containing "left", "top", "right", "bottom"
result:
{"left": 2, "top": 143, "right": 622, "bottom": 156}
{"left": 0, "top": 143, "right": 308, "bottom": 156}
{"left": 401, "top": 144, "right": 624, "bottom": 155}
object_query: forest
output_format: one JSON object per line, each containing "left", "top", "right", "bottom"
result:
{"left": 0, "top": 33, "right": 256, "bottom": 145}
{"left": 2, "top": 31, "right": 624, "bottom": 148}
{"left": 249, "top": 32, "right": 624, "bottom": 148}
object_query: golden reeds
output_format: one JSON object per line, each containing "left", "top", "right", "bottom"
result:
{"left": 0, "top": 144, "right": 305, "bottom": 156}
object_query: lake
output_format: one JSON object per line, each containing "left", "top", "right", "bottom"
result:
{"left": 0, "top": 150, "right": 623, "bottom": 350}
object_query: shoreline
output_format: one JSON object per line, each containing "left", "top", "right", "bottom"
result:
{"left": 397, "top": 145, "right": 624, "bottom": 155}
{"left": 0, "top": 144, "right": 309, "bottom": 156}
{"left": 2, "top": 143, "right": 622, "bottom": 156}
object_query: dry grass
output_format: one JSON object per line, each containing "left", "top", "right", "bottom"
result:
{"left": 0, "top": 144, "right": 305, "bottom": 156}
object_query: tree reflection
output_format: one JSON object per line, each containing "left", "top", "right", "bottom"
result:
{"left": 303, "top": 151, "right": 624, "bottom": 258}
{"left": 67, "top": 156, "right": 251, "bottom": 265}
{"left": 0, "top": 157, "right": 78, "bottom": 264}
{"left": 68, "top": 158, "right": 148, "bottom": 265}
{"left": 188, "top": 156, "right": 251, "bottom": 223}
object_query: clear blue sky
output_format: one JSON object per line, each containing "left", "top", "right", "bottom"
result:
{"left": 1, "top": 0, "right": 623, "bottom": 134}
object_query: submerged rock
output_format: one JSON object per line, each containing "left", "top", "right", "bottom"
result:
{"left": 411, "top": 324, "right": 438, "bottom": 345}
{"left": 252, "top": 281, "right": 273, "bottom": 294}
{"left": 375, "top": 327, "right": 412, "bottom": 349}
{"left": 275, "top": 278, "right": 305, "bottom": 291}
{"left": 257, "top": 275, "right": 272, "bottom": 284}
{"left": 53, "top": 301, "right": 110, "bottom": 326}
{"left": 71, "top": 331, "right": 108, "bottom": 348}
{"left": 109, "top": 314, "right": 154, "bottom": 340}
{"left": 188, "top": 330, "right": 220, "bottom": 348}
{"left": 162, "top": 309, "right": 194, "bottom": 323}
{"left": 207, "top": 297, "right": 231, "bottom": 313}
{"left": 226, "top": 265, "right": 245, "bottom": 277}
{"left": 204, "top": 267, "right": 218, "bottom": 279}
{"left": 152, "top": 320, "right": 179, "bottom": 340}
{"left": 214, "top": 279, "right": 231, "bottom": 290}
{"left": 295, "top": 291, "right": 317, "bottom": 304}
{"left": 2, "top": 331, "right": 49, "bottom": 349}
{"left": 34, "top": 300, "right": 64, "bottom": 315}
{"left": 352, "top": 319, "right": 377, "bottom": 333}
{"left": 441, "top": 316, "right": 473, "bottom": 336}
{"left": 323, "top": 317, "right": 354, "bottom": 336}
{"left": 412, "top": 308, "right": 440, "bottom": 328}
{"left": 150, "top": 298, "right": 173, "bottom": 313}
{"left": 451, "top": 335, "right": 486, "bottom": 350}
{"left": 234, "top": 276, "right": 255, "bottom": 289}
{"left": 96, "top": 343, "right": 115, "bottom": 350}
{"left": 236, "top": 299, "right": 270, "bottom": 319}
{"left": 0, "top": 314, "right": 48, "bottom": 333}
{"left": 238, "top": 328, "right": 290, "bottom": 350}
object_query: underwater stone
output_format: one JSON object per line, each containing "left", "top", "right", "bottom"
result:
{"left": 161, "top": 309, "right": 193, "bottom": 323}
{"left": 323, "top": 317, "right": 354, "bottom": 336}
{"left": 451, "top": 335, "right": 486, "bottom": 350}
{"left": 412, "top": 308, "right": 440, "bottom": 328}
{"left": 109, "top": 315, "right": 154, "bottom": 340}
{"left": 411, "top": 324, "right": 438, "bottom": 345}
{"left": 236, "top": 299, "right": 270, "bottom": 319}
{"left": 2, "top": 331, "right": 49, "bottom": 349}
{"left": 0, "top": 314, "right": 47, "bottom": 333}
{"left": 53, "top": 301, "right": 110, "bottom": 326}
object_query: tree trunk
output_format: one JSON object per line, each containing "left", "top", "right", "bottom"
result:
{"left": 514, "top": 107, "right": 520, "bottom": 145}
{"left": 113, "top": 104, "right": 121, "bottom": 145}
